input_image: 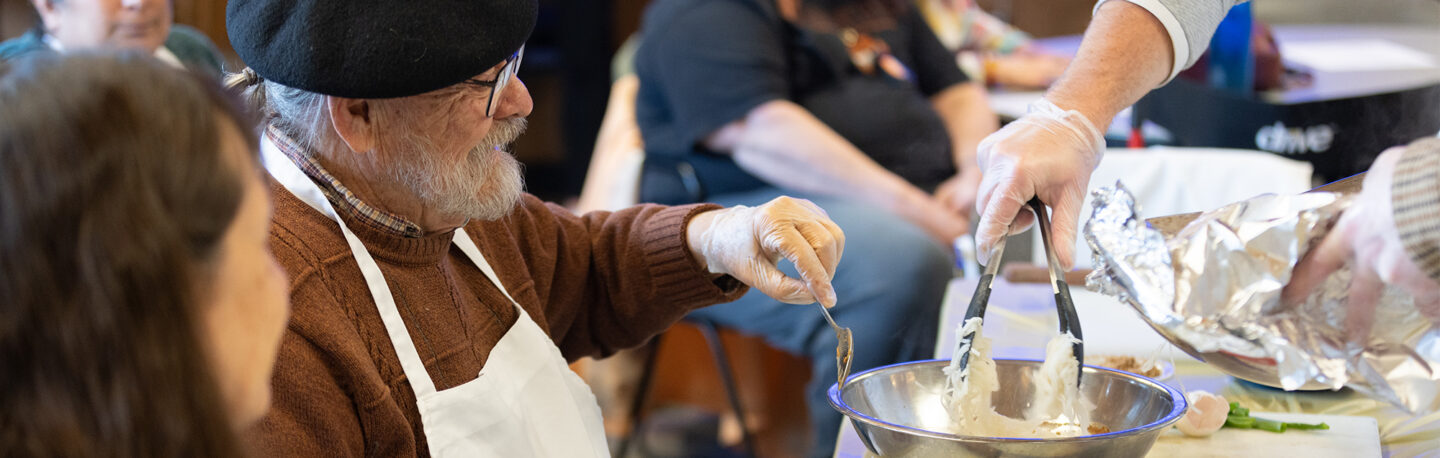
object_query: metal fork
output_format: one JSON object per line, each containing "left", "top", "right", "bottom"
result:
{"left": 953, "top": 198, "right": 1084, "bottom": 385}
{"left": 817, "top": 302, "right": 854, "bottom": 388}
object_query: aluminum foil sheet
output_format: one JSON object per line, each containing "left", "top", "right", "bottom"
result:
{"left": 1084, "top": 183, "right": 1440, "bottom": 414}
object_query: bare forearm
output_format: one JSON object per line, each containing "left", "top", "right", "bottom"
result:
{"left": 710, "top": 100, "right": 932, "bottom": 211}
{"left": 932, "top": 83, "right": 998, "bottom": 171}
{"left": 1044, "top": 0, "right": 1174, "bottom": 129}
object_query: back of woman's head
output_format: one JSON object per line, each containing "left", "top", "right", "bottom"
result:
{"left": 0, "top": 53, "right": 257, "bottom": 457}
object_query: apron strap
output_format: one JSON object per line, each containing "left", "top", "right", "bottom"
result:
{"left": 451, "top": 230, "right": 522, "bottom": 308}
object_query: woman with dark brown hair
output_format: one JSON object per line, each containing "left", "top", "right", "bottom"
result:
{"left": 0, "top": 53, "right": 290, "bottom": 457}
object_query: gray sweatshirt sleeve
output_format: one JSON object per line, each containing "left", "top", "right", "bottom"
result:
{"left": 1092, "top": 0, "right": 1248, "bottom": 85}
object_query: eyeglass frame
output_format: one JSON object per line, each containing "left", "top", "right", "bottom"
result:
{"left": 458, "top": 45, "right": 525, "bottom": 117}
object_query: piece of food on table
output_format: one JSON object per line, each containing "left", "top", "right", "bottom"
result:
{"left": 1222, "top": 401, "right": 1330, "bottom": 433}
{"left": 1176, "top": 391, "right": 1228, "bottom": 437}
{"left": 1090, "top": 355, "right": 1163, "bottom": 378}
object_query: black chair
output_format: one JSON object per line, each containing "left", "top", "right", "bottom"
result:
{"left": 615, "top": 316, "right": 757, "bottom": 457}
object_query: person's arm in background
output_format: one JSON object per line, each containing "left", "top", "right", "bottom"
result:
{"left": 705, "top": 102, "right": 970, "bottom": 243}
{"left": 917, "top": 6, "right": 1000, "bottom": 226}
{"left": 638, "top": 0, "right": 969, "bottom": 244}
{"left": 972, "top": 0, "right": 1243, "bottom": 267}
{"left": 1048, "top": 0, "right": 1241, "bottom": 129}
{"left": 918, "top": 0, "right": 1069, "bottom": 89}
{"left": 931, "top": 83, "right": 997, "bottom": 217}
{"left": 574, "top": 75, "right": 645, "bottom": 214}
{"left": 911, "top": 2, "right": 1001, "bottom": 218}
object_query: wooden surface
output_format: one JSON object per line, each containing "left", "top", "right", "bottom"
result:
{"left": 645, "top": 323, "right": 812, "bottom": 457}
{"left": 172, "top": 0, "right": 235, "bottom": 65}
{"left": 1, "top": 0, "right": 32, "bottom": 41}
{"left": 0, "top": 0, "right": 237, "bottom": 65}
{"left": 976, "top": 0, "right": 1095, "bottom": 38}
{"left": 585, "top": 322, "right": 814, "bottom": 458}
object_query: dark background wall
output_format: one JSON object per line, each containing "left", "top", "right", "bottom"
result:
{"left": 0, "top": 0, "right": 647, "bottom": 203}
{"left": 0, "top": 0, "right": 1100, "bottom": 202}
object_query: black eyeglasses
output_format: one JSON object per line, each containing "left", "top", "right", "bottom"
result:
{"left": 459, "top": 45, "right": 525, "bottom": 117}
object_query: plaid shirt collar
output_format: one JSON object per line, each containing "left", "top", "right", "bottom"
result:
{"left": 266, "top": 125, "right": 425, "bottom": 238}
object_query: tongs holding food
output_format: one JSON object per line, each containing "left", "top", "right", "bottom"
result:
{"left": 954, "top": 198, "right": 1084, "bottom": 385}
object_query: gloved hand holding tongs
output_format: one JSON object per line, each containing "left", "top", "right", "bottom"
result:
{"left": 954, "top": 198, "right": 1084, "bottom": 385}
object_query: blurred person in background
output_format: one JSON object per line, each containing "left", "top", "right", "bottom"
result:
{"left": 0, "top": 54, "right": 288, "bottom": 456}
{"left": 633, "top": 0, "right": 998, "bottom": 454}
{"left": 0, "top": 0, "right": 224, "bottom": 77}
{"left": 224, "top": 0, "right": 845, "bottom": 455}
{"left": 917, "top": 0, "right": 1071, "bottom": 89}
{"left": 971, "top": 0, "right": 1440, "bottom": 340}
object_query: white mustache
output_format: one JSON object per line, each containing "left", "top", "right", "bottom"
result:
{"left": 480, "top": 117, "right": 528, "bottom": 152}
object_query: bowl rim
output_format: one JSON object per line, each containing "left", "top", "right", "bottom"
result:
{"left": 826, "top": 358, "right": 1188, "bottom": 443}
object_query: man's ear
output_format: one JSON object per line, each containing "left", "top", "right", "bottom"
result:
{"left": 327, "top": 96, "right": 375, "bottom": 153}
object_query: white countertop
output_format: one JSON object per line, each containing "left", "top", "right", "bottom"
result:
{"left": 988, "top": 23, "right": 1440, "bottom": 120}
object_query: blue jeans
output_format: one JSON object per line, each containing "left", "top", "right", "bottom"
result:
{"left": 687, "top": 188, "right": 951, "bottom": 458}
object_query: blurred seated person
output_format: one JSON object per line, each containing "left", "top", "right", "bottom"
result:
{"left": 0, "top": 54, "right": 287, "bottom": 456}
{"left": 634, "top": 0, "right": 998, "bottom": 454}
{"left": 917, "top": 0, "right": 1070, "bottom": 89}
{"left": 0, "top": 0, "right": 224, "bottom": 77}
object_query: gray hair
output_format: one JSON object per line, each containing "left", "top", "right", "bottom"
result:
{"left": 223, "top": 67, "right": 337, "bottom": 157}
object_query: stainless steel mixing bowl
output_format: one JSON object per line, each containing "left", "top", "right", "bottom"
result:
{"left": 828, "top": 359, "right": 1186, "bottom": 457}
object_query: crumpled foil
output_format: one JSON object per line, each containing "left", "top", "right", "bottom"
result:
{"left": 1085, "top": 183, "right": 1440, "bottom": 414}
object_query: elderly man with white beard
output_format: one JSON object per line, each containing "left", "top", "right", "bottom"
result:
{"left": 223, "top": 0, "right": 846, "bottom": 456}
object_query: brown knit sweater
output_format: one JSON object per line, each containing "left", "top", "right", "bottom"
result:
{"left": 244, "top": 181, "right": 747, "bottom": 457}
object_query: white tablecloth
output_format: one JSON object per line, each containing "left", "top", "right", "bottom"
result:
{"left": 1049, "top": 147, "right": 1315, "bottom": 269}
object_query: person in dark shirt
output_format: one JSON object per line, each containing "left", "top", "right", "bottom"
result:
{"left": 634, "top": 0, "right": 997, "bottom": 454}
{"left": 0, "top": 0, "right": 225, "bottom": 78}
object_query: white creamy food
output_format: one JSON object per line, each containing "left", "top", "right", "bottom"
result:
{"left": 941, "top": 317, "right": 1096, "bottom": 438}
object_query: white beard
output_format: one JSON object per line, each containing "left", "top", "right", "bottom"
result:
{"left": 386, "top": 118, "right": 527, "bottom": 222}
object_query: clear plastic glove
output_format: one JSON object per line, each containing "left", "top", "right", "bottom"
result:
{"left": 687, "top": 196, "right": 846, "bottom": 307}
{"left": 973, "top": 98, "right": 1105, "bottom": 267}
{"left": 1283, "top": 147, "right": 1440, "bottom": 332}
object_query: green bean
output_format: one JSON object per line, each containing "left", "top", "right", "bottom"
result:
{"left": 1254, "top": 417, "right": 1286, "bottom": 432}
{"left": 1228, "top": 402, "right": 1250, "bottom": 417}
{"left": 1225, "top": 415, "right": 1255, "bottom": 428}
{"left": 1282, "top": 421, "right": 1330, "bottom": 431}
{"left": 1220, "top": 402, "right": 1330, "bottom": 433}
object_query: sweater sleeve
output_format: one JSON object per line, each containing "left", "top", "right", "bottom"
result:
{"left": 1092, "top": 0, "right": 1248, "bottom": 85}
{"left": 246, "top": 329, "right": 369, "bottom": 458}
{"left": 490, "top": 196, "right": 749, "bottom": 361}
{"left": 1391, "top": 137, "right": 1440, "bottom": 282}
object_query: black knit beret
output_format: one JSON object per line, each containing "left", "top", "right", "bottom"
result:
{"left": 227, "top": 0, "right": 538, "bottom": 99}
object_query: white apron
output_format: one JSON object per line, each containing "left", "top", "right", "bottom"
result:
{"left": 262, "top": 137, "right": 610, "bottom": 457}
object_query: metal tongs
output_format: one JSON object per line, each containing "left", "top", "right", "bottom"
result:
{"left": 954, "top": 198, "right": 1084, "bottom": 385}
